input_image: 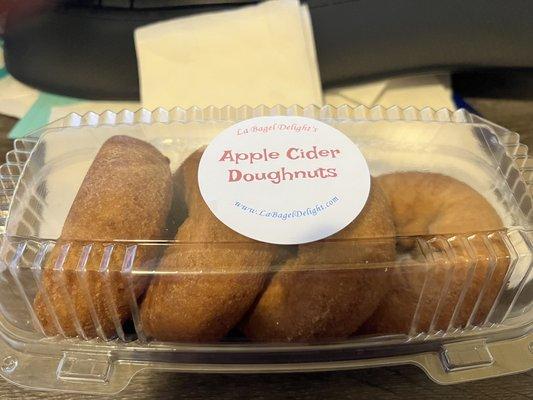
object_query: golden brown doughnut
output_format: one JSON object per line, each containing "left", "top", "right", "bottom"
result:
{"left": 140, "top": 149, "right": 280, "bottom": 342}
{"left": 243, "top": 179, "right": 396, "bottom": 343}
{"left": 359, "top": 172, "right": 509, "bottom": 335}
{"left": 33, "top": 136, "right": 173, "bottom": 338}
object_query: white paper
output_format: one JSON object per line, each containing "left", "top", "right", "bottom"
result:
{"left": 374, "top": 75, "right": 455, "bottom": 109}
{"left": 324, "top": 81, "right": 388, "bottom": 107}
{"left": 0, "top": 76, "right": 39, "bottom": 118}
{"left": 135, "top": 0, "right": 322, "bottom": 109}
{"left": 324, "top": 74, "right": 455, "bottom": 110}
{"left": 0, "top": 45, "right": 39, "bottom": 118}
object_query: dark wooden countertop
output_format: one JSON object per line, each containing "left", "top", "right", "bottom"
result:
{"left": 0, "top": 98, "right": 531, "bottom": 399}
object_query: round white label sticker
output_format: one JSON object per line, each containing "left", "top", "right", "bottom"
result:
{"left": 197, "top": 116, "right": 370, "bottom": 245}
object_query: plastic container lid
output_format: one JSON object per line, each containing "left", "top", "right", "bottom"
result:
{"left": 0, "top": 106, "right": 530, "bottom": 394}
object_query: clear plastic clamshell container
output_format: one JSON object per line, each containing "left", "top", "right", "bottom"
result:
{"left": 0, "top": 106, "right": 530, "bottom": 394}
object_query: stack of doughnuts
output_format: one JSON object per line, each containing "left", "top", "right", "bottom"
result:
{"left": 34, "top": 139, "right": 510, "bottom": 342}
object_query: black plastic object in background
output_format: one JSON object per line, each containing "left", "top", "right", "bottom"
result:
{"left": 3, "top": 2, "right": 245, "bottom": 100}
{"left": 311, "top": 0, "right": 533, "bottom": 88}
{"left": 4, "top": 0, "right": 533, "bottom": 100}
{"left": 452, "top": 70, "right": 533, "bottom": 100}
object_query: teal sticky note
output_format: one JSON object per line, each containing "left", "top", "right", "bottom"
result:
{"left": 0, "top": 40, "right": 5, "bottom": 78}
{"left": 0, "top": 40, "right": 7, "bottom": 79}
{"left": 9, "top": 93, "right": 81, "bottom": 138}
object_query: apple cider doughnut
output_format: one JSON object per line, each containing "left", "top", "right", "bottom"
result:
{"left": 34, "top": 136, "right": 173, "bottom": 338}
{"left": 360, "top": 172, "right": 509, "bottom": 335}
{"left": 243, "top": 179, "right": 396, "bottom": 342}
{"left": 140, "top": 149, "right": 280, "bottom": 342}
